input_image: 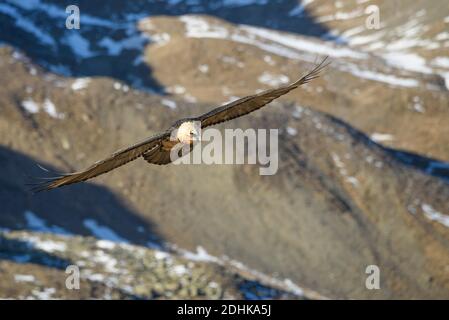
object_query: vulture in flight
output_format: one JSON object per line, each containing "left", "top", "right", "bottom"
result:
{"left": 29, "top": 57, "right": 329, "bottom": 192}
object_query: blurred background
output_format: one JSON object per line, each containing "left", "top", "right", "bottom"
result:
{"left": 0, "top": 0, "right": 448, "bottom": 299}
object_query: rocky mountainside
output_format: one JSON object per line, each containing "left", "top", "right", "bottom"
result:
{"left": 0, "top": 1, "right": 449, "bottom": 299}
{"left": 0, "top": 229, "right": 313, "bottom": 299}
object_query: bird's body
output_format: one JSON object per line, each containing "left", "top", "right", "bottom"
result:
{"left": 161, "top": 138, "right": 179, "bottom": 151}
{"left": 29, "top": 57, "right": 330, "bottom": 192}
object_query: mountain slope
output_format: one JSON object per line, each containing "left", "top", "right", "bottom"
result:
{"left": 1, "top": 45, "right": 448, "bottom": 298}
{"left": 0, "top": 230, "right": 309, "bottom": 299}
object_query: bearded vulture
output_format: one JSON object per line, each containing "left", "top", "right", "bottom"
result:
{"left": 29, "top": 57, "right": 329, "bottom": 192}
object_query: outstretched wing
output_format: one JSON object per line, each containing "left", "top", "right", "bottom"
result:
{"left": 196, "top": 57, "right": 330, "bottom": 128}
{"left": 28, "top": 131, "right": 170, "bottom": 192}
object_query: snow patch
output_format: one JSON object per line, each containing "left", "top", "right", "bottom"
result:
{"left": 96, "top": 239, "right": 116, "bottom": 250}
{"left": 288, "top": 0, "right": 314, "bottom": 17}
{"left": 242, "top": 25, "right": 367, "bottom": 59}
{"left": 221, "top": 55, "right": 244, "bottom": 68}
{"left": 340, "top": 64, "right": 419, "bottom": 88}
{"left": 180, "top": 16, "right": 229, "bottom": 39}
{"left": 167, "top": 85, "right": 186, "bottom": 95}
{"left": 42, "top": 99, "right": 65, "bottom": 119}
{"left": 198, "top": 64, "right": 209, "bottom": 73}
{"left": 33, "top": 239, "right": 67, "bottom": 253}
{"left": 92, "top": 249, "right": 119, "bottom": 273}
{"left": 412, "top": 96, "right": 425, "bottom": 113}
{"left": 98, "top": 35, "right": 147, "bottom": 55}
{"left": 331, "top": 153, "right": 359, "bottom": 186}
{"left": 171, "top": 244, "right": 309, "bottom": 298}
{"left": 184, "top": 93, "right": 198, "bottom": 103}
{"left": 263, "top": 55, "right": 276, "bottom": 66}
{"left": 31, "top": 287, "right": 56, "bottom": 300}
{"left": 22, "top": 234, "right": 67, "bottom": 253}
{"left": 371, "top": 133, "right": 394, "bottom": 142}
{"left": 24, "top": 211, "right": 70, "bottom": 235}
{"left": 432, "top": 57, "right": 449, "bottom": 69}
{"left": 435, "top": 32, "right": 449, "bottom": 41}
{"left": 286, "top": 127, "right": 297, "bottom": 136}
{"left": 63, "top": 32, "right": 96, "bottom": 58}
{"left": 83, "top": 219, "right": 128, "bottom": 243}
{"left": 71, "top": 78, "right": 91, "bottom": 91}
{"left": 179, "top": 15, "right": 365, "bottom": 61}
{"left": 421, "top": 204, "right": 449, "bottom": 227}
{"left": 150, "top": 32, "right": 171, "bottom": 46}
{"left": 21, "top": 99, "right": 39, "bottom": 114}
{"left": 383, "top": 52, "right": 432, "bottom": 74}
{"left": 14, "top": 274, "right": 36, "bottom": 283}
{"left": 181, "top": 246, "right": 219, "bottom": 263}
{"left": 154, "top": 251, "right": 170, "bottom": 260}
{"left": 21, "top": 99, "right": 64, "bottom": 119}
{"left": 161, "top": 99, "right": 177, "bottom": 109}
{"left": 317, "top": 8, "right": 364, "bottom": 22}
{"left": 171, "top": 264, "right": 189, "bottom": 275}
{"left": 0, "top": 3, "right": 55, "bottom": 46}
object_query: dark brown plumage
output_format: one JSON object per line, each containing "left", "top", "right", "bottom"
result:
{"left": 29, "top": 57, "right": 330, "bottom": 192}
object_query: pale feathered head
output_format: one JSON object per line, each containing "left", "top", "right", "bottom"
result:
{"left": 176, "top": 121, "right": 201, "bottom": 144}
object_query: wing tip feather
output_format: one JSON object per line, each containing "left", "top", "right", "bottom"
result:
{"left": 295, "top": 55, "right": 331, "bottom": 86}
{"left": 25, "top": 174, "right": 69, "bottom": 193}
